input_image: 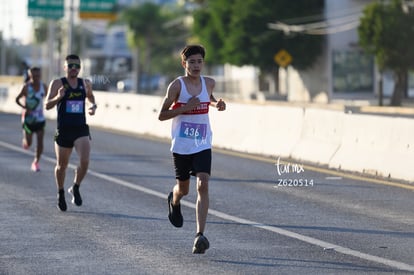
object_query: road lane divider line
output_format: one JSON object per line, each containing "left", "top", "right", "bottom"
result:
{"left": 1, "top": 140, "right": 413, "bottom": 272}
{"left": 79, "top": 170, "right": 414, "bottom": 272}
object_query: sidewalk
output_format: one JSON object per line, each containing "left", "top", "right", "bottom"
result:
{"left": 331, "top": 93, "right": 414, "bottom": 118}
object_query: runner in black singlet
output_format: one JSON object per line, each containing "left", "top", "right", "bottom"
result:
{"left": 45, "top": 54, "right": 97, "bottom": 212}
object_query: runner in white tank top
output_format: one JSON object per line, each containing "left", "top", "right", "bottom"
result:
{"left": 158, "top": 45, "right": 226, "bottom": 254}
{"left": 23, "top": 81, "right": 46, "bottom": 124}
{"left": 170, "top": 76, "right": 212, "bottom": 154}
{"left": 15, "top": 67, "right": 48, "bottom": 172}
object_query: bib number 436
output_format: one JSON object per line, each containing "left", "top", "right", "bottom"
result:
{"left": 179, "top": 122, "right": 207, "bottom": 139}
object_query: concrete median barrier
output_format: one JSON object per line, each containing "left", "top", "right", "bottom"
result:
{"left": 0, "top": 84, "right": 22, "bottom": 114}
{"left": 210, "top": 103, "right": 303, "bottom": 158}
{"left": 329, "top": 114, "right": 395, "bottom": 178}
{"left": 89, "top": 92, "right": 170, "bottom": 139}
{"left": 1, "top": 81, "right": 414, "bottom": 182}
{"left": 291, "top": 108, "right": 344, "bottom": 165}
{"left": 382, "top": 117, "right": 414, "bottom": 181}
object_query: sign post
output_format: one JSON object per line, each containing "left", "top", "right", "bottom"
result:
{"left": 274, "top": 49, "right": 292, "bottom": 96}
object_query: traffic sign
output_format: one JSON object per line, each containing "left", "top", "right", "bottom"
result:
{"left": 79, "top": 0, "right": 117, "bottom": 20}
{"left": 274, "top": 49, "right": 292, "bottom": 67}
{"left": 28, "top": 0, "right": 64, "bottom": 20}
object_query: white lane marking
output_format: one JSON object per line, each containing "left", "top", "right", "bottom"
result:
{"left": 1, "top": 140, "right": 413, "bottom": 272}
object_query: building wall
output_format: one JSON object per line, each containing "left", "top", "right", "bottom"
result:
{"left": 285, "top": 0, "right": 375, "bottom": 103}
{"left": 326, "top": 0, "right": 375, "bottom": 98}
{"left": 285, "top": 41, "right": 330, "bottom": 103}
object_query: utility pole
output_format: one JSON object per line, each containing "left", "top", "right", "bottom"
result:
{"left": 0, "top": 31, "right": 5, "bottom": 75}
{"left": 68, "top": 0, "right": 74, "bottom": 54}
{"left": 47, "top": 21, "right": 55, "bottom": 82}
{"left": 378, "top": 70, "right": 383, "bottom": 106}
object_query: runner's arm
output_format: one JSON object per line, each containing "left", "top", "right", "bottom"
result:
{"left": 15, "top": 84, "right": 28, "bottom": 109}
{"left": 42, "top": 83, "right": 48, "bottom": 98}
{"left": 158, "top": 79, "right": 200, "bottom": 121}
{"left": 206, "top": 78, "right": 226, "bottom": 111}
{"left": 84, "top": 79, "right": 97, "bottom": 115}
{"left": 45, "top": 79, "right": 64, "bottom": 110}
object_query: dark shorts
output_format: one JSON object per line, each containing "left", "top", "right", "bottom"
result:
{"left": 54, "top": 125, "right": 90, "bottom": 148}
{"left": 22, "top": 121, "right": 46, "bottom": 134}
{"left": 173, "top": 149, "right": 212, "bottom": 181}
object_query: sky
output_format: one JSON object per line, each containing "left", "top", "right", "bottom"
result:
{"left": 0, "top": 0, "right": 33, "bottom": 43}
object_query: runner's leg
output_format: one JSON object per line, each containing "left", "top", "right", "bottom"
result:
{"left": 173, "top": 179, "right": 190, "bottom": 204}
{"left": 34, "top": 129, "right": 44, "bottom": 163}
{"left": 55, "top": 143, "right": 72, "bottom": 190}
{"left": 195, "top": 172, "right": 209, "bottom": 233}
{"left": 23, "top": 128, "right": 32, "bottom": 148}
{"left": 73, "top": 136, "right": 90, "bottom": 186}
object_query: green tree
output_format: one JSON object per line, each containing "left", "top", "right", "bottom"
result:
{"left": 358, "top": 0, "right": 414, "bottom": 106}
{"left": 33, "top": 19, "right": 89, "bottom": 56}
{"left": 33, "top": 19, "right": 49, "bottom": 44}
{"left": 120, "top": 3, "right": 188, "bottom": 91}
{"left": 192, "top": 0, "right": 324, "bottom": 72}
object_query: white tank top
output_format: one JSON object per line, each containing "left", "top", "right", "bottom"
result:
{"left": 170, "top": 76, "right": 212, "bottom": 154}
{"left": 23, "top": 82, "right": 46, "bottom": 123}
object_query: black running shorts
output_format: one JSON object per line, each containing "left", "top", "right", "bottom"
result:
{"left": 54, "top": 124, "right": 90, "bottom": 148}
{"left": 23, "top": 121, "right": 46, "bottom": 134}
{"left": 173, "top": 149, "right": 212, "bottom": 181}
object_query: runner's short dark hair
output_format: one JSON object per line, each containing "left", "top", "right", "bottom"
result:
{"left": 29, "top": 67, "right": 41, "bottom": 73}
{"left": 65, "top": 54, "right": 80, "bottom": 62}
{"left": 181, "top": 45, "right": 205, "bottom": 61}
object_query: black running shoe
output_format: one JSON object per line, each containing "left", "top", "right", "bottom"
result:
{"left": 192, "top": 233, "right": 210, "bottom": 254}
{"left": 167, "top": 192, "right": 183, "bottom": 227}
{"left": 68, "top": 184, "right": 82, "bottom": 206}
{"left": 57, "top": 190, "right": 67, "bottom": 212}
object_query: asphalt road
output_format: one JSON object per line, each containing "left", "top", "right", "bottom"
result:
{"left": 1, "top": 112, "right": 414, "bottom": 275}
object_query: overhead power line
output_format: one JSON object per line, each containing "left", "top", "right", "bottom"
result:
{"left": 268, "top": 9, "right": 363, "bottom": 35}
{"left": 269, "top": 0, "right": 414, "bottom": 35}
